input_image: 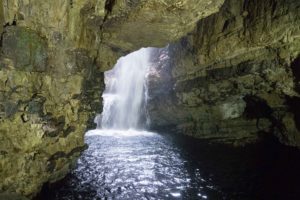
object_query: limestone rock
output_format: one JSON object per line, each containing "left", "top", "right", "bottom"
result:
{"left": 148, "top": 0, "right": 300, "bottom": 147}
{"left": 0, "top": 0, "right": 225, "bottom": 198}
{"left": 0, "top": 193, "right": 29, "bottom": 200}
{"left": 0, "top": 26, "right": 103, "bottom": 197}
{"left": 1, "top": 0, "right": 300, "bottom": 198}
{"left": 1, "top": 27, "right": 48, "bottom": 72}
{"left": 101, "top": 0, "right": 225, "bottom": 49}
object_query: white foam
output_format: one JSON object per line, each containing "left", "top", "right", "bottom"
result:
{"left": 85, "top": 129, "right": 156, "bottom": 137}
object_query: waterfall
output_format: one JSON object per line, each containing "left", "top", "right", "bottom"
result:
{"left": 97, "top": 48, "right": 152, "bottom": 130}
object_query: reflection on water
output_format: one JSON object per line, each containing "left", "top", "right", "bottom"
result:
{"left": 85, "top": 129, "right": 156, "bottom": 137}
{"left": 38, "top": 130, "right": 300, "bottom": 200}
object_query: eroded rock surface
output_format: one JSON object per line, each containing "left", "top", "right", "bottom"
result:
{"left": 1, "top": 0, "right": 300, "bottom": 198}
{"left": 0, "top": 26, "right": 102, "bottom": 197}
{"left": 147, "top": 0, "right": 300, "bottom": 146}
{"left": 0, "top": 0, "right": 224, "bottom": 198}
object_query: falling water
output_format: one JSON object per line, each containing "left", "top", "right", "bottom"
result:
{"left": 97, "top": 48, "right": 152, "bottom": 130}
{"left": 41, "top": 47, "right": 300, "bottom": 200}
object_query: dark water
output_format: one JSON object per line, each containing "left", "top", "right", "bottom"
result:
{"left": 38, "top": 130, "right": 300, "bottom": 200}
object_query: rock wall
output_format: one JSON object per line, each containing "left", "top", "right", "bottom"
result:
{"left": 3, "top": 0, "right": 299, "bottom": 197}
{"left": 0, "top": 0, "right": 105, "bottom": 198}
{"left": 0, "top": 0, "right": 224, "bottom": 198}
{"left": 0, "top": 26, "right": 103, "bottom": 197}
{"left": 148, "top": 0, "right": 300, "bottom": 146}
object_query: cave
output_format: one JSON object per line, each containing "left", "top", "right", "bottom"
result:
{"left": 291, "top": 55, "right": 300, "bottom": 93}
{"left": 1, "top": 0, "right": 300, "bottom": 200}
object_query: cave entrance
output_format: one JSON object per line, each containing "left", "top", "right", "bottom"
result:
{"left": 91, "top": 46, "right": 172, "bottom": 134}
{"left": 39, "top": 47, "right": 300, "bottom": 200}
{"left": 95, "top": 47, "right": 153, "bottom": 131}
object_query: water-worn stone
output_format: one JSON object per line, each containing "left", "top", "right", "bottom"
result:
{"left": 0, "top": 193, "right": 29, "bottom": 200}
{"left": 147, "top": 0, "right": 300, "bottom": 147}
{"left": 1, "top": 0, "right": 300, "bottom": 198}
{"left": 0, "top": 27, "right": 102, "bottom": 196}
{"left": 1, "top": 27, "right": 48, "bottom": 72}
{"left": 0, "top": 0, "right": 225, "bottom": 198}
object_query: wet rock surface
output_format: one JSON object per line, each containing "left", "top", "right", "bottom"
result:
{"left": 1, "top": 0, "right": 300, "bottom": 197}
{"left": 147, "top": 0, "right": 300, "bottom": 147}
{"left": 0, "top": 0, "right": 225, "bottom": 197}
{"left": 0, "top": 193, "right": 30, "bottom": 200}
{"left": 0, "top": 26, "right": 103, "bottom": 197}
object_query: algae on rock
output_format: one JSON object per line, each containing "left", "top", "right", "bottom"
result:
{"left": 0, "top": 0, "right": 225, "bottom": 198}
{"left": 147, "top": 0, "right": 300, "bottom": 147}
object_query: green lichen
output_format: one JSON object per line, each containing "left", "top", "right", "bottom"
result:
{"left": 2, "top": 27, "right": 48, "bottom": 72}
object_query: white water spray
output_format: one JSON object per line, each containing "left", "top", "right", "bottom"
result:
{"left": 96, "top": 48, "right": 152, "bottom": 130}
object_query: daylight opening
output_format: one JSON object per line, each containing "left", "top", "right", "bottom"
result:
{"left": 94, "top": 48, "right": 153, "bottom": 131}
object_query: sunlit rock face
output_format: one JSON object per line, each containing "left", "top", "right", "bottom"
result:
{"left": 147, "top": 0, "right": 300, "bottom": 146}
{"left": 0, "top": 0, "right": 225, "bottom": 198}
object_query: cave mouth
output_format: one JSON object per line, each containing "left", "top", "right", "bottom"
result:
{"left": 94, "top": 47, "right": 153, "bottom": 131}
{"left": 86, "top": 47, "right": 157, "bottom": 139}
{"left": 36, "top": 47, "right": 300, "bottom": 200}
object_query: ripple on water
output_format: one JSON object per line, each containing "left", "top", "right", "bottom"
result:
{"left": 45, "top": 130, "right": 217, "bottom": 200}
{"left": 37, "top": 129, "right": 300, "bottom": 200}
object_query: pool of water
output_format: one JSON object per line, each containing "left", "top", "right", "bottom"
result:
{"left": 37, "top": 130, "right": 300, "bottom": 200}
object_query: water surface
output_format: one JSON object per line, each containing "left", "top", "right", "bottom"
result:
{"left": 38, "top": 130, "right": 300, "bottom": 200}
